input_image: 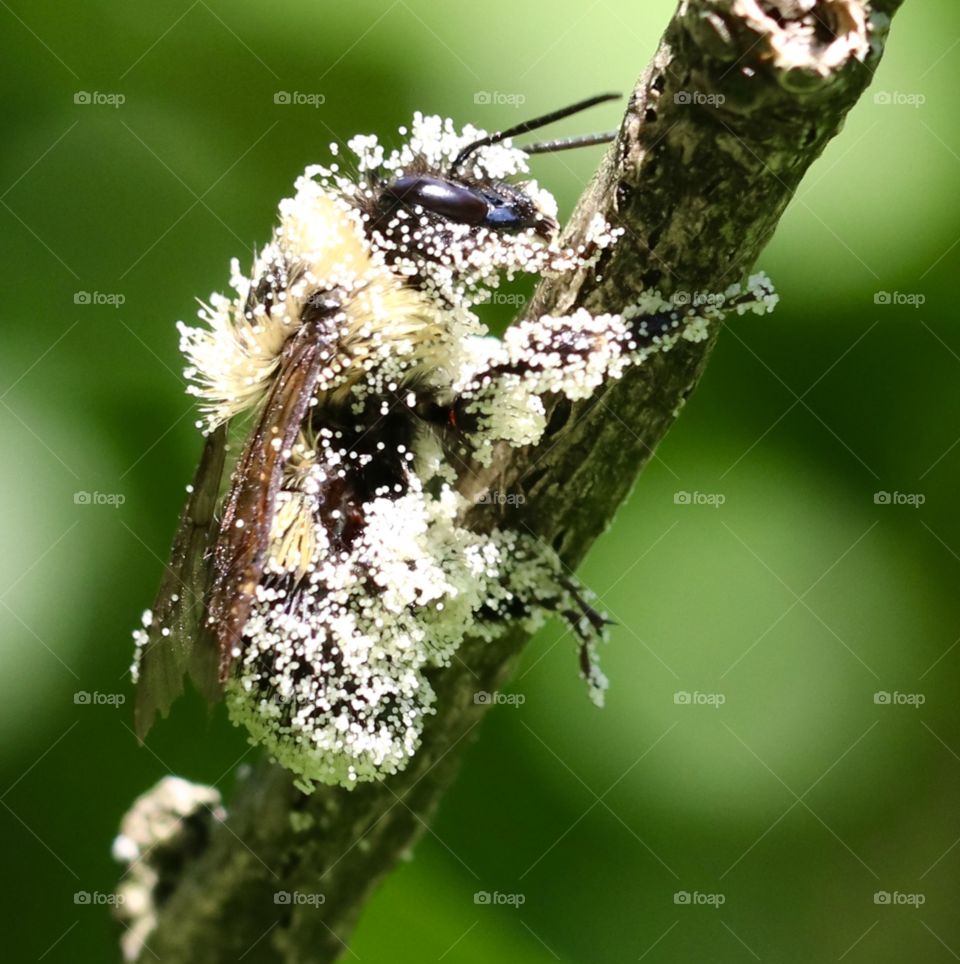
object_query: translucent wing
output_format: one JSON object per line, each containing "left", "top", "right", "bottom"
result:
{"left": 134, "top": 422, "right": 227, "bottom": 739}
{"left": 207, "top": 318, "right": 333, "bottom": 678}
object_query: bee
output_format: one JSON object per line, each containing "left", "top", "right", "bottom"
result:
{"left": 133, "top": 95, "right": 777, "bottom": 788}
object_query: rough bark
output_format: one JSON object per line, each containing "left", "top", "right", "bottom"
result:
{"left": 117, "top": 2, "right": 906, "bottom": 960}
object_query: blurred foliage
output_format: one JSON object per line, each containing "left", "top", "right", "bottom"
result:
{"left": 2, "top": 0, "right": 959, "bottom": 960}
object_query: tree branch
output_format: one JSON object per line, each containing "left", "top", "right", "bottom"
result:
{"left": 116, "top": 2, "right": 906, "bottom": 960}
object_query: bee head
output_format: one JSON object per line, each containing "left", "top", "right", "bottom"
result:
{"left": 370, "top": 94, "right": 621, "bottom": 250}
{"left": 325, "top": 96, "right": 621, "bottom": 304}
{"left": 375, "top": 172, "right": 558, "bottom": 242}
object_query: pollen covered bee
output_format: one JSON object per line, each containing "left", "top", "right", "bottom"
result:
{"left": 132, "top": 96, "right": 777, "bottom": 789}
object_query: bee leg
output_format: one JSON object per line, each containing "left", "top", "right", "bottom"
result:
{"left": 555, "top": 574, "right": 611, "bottom": 706}
{"left": 453, "top": 274, "right": 777, "bottom": 460}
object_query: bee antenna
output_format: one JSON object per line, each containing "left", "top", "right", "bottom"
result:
{"left": 450, "top": 93, "right": 620, "bottom": 173}
{"left": 521, "top": 130, "right": 618, "bottom": 155}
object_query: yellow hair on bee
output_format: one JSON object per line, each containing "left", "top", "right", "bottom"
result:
{"left": 179, "top": 174, "right": 446, "bottom": 429}
{"left": 278, "top": 177, "right": 452, "bottom": 403}
{"left": 265, "top": 491, "right": 318, "bottom": 579}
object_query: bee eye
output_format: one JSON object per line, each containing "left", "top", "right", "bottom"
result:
{"left": 380, "top": 175, "right": 489, "bottom": 225}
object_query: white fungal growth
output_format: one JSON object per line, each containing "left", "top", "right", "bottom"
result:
{"left": 459, "top": 278, "right": 778, "bottom": 462}
{"left": 130, "top": 609, "right": 154, "bottom": 683}
{"left": 226, "top": 438, "right": 575, "bottom": 789}
{"left": 150, "top": 113, "right": 777, "bottom": 789}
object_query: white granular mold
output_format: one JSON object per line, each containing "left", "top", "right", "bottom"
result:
{"left": 146, "top": 114, "right": 777, "bottom": 789}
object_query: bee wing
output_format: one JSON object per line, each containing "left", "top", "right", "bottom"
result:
{"left": 134, "top": 422, "right": 228, "bottom": 739}
{"left": 207, "top": 321, "right": 332, "bottom": 678}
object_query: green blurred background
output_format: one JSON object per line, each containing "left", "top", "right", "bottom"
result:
{"left": 2, "top": 0, "right": 958, "bottom": 960}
